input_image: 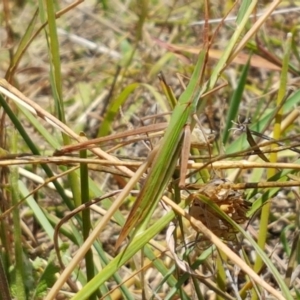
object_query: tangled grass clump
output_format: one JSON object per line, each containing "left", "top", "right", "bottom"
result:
{"left": 0, "top": 1, "right": 300, "bottom": 299}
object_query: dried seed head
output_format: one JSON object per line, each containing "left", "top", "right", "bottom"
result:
{"left": 189, "top": 179, "right": 250, "bottom": 245}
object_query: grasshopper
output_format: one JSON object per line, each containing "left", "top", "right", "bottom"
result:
{"left": 116, "top": 46, "right": 210, "bottom": 248}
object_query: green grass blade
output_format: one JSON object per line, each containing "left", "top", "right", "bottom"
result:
{"left": 43, "top": 0, "right": 82, "bottom": 209}
{"left": 16, "top": 104, "right": 61, "bottom": 149}
{"left": 45, "top": 0, "right": 64, "bottom": 120}
{"left": 252, "top": 33, "right": 293, "bottom": 288}
{"left": 99, "top": 82, "right": 169, "bottom": 137}
{"left": 236, "top": 0, "right": 252, "bottom": 24}
{"left": 226, "top": 89, "right": 300, "bottom": 155}
{"left": 71, "top": 204, "right": 179, "bottom": 300}
{"left": 79, "top": 147, "right": 98, "bottom": 299}
{"left": 10, "top": 130, "right": 26, "bottom": 299}
{"left": 99, "top": 83, "right": 139, "bottom": 137}
{"left": 222, "top": 57, "right": 250, "bottom": 144}
{"left": 0, "top": 93, "right": 73, "bottom": 210}
{"left": 117, "top": 47, "right": 208, "bottom": 246}
{"left": 92, "top": 242, "right": 134, "bottom": 299}
{"left": 164, "top": 247, "right": 216, "bottom": 300}
{"left": 6, "top": 9, "right": 39, "bottom": 80}
{"left": 208, "top": 0, "right": 258, "bottom": 88}
{"left": 248, "top": 167, "right": 299, "bottom": 217}
{"left": 18, "top": 181, "right": 55, "bottom": 240}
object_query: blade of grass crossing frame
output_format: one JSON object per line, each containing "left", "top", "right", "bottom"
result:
{"left": 17, "top": 105, "right": 61, "bottom": 149}
{"left": 116, "top": 47, "right": 209, "bottom": 248}
{"left": 45, "top": 0, "right": 64, "bottom": 120}
{"left": 271, "top": 33, "right": 292, "bottom": 161}
{"left": 71, "top": 202, "right": 182, "bottom": 300}
{"left": 99, "top": 82, "right": 169, "bottom": 137}
{"left": 252, "top": 33, "right": 293, "bottom": 296}
{"left": 0, "top": 93, "right": 74, "bottom": 210}
{"left": 10, "top": 129, "right": 26, "bottom": 299}
{"left": 43, "top": 0, "right": 82, "bottom": 207}
{"left": 80, "top": 183, "right": 183, "bottom": 299}
{"left": 236, "top": 0, "right": 252, "bottom": 24}
{"left": 208, "top": 0, "right": 258, "bottom": 89}
{"left": 6, "top": 9, "right": 39, "bottom": 81}
{"left": 79, "top": 144, "right": 98, "bottom": 299}
{"left": 98, "top": 83, "right": 139, "bottom": 137}
{"left": 222, "top": 57, "right": 250, "bottom": 144}
{"left": 71, "top": 195, "right": 288, "bottom": 300}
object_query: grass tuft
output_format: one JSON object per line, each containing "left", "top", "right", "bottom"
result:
{"left": 0, "top": 1, "right": 300, "bottom": 299}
